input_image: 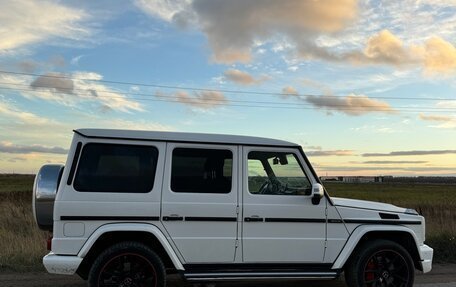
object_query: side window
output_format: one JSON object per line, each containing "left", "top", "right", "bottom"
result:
{"left": 171, "top": 148, "right": 233, "bottom": 193}
{"left": 248, "top": 151, "right": 311, "bottom": 196}
{"left": 73, "top": 143, "right": 158, "bottom": 193}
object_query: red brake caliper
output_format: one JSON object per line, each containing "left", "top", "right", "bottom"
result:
{"left": 365, "top": 259, "right": 376, "bottom": 283}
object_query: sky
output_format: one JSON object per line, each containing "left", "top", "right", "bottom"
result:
{"left": 0, "top": 0, "right": 455, "bottom": 176}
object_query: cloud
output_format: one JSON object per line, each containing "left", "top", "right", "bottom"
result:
{"left": 70, "top": 55, "right": 85, "bottom": 66}
{"left": 301, "top": 79, "right": 333, "bottom": 96}
{"left": 363, "top": 150, "right": 456, "bottom": 157}
{"left": 281, "top": 86, "right": 298, "bottom": 98}
{"left": 30, "top": 73, "right": 74, "bottom": 94}
{"left": 223, "top": 69, "right": 269, "bottom": 85}
{"left": 0, "top": 141, "right": 68, "bottom": 155}
{"left": 7, "top": 157, "right": 27, "bottom": 163}
{"left": 307, "top": 150, "right": 354, "bottom": 157}
{"left": 135, "top": 0, "right": 191, "bottom": 22}
{"left": 22, "top": 72, "right": 143, "bottom": 113}
{"left": 354, "top": 30, "right": 417, "bottom": 66}
{"left": 0, "top": 0, "right": 90, "bottom": 53}
{"left": 17, "top": 60, "right": 39, "bottom": 73}
{"left": 138, "top": 0, "right": 357, "bottom": 63}
{"left": 419, "top": 113, "right": 456, "bottom": 129}
{"left": 419, "top": 114, "right": 453, "bottom": 122}
{"left": 423, "top": 37, "right": 456, "bottom": 74}
{"left": 0, "top": 101, "right": 52, "bottom": 126}
{"left": 137, "top": 1, "right": 456, "bottom": 74}
{"left": 305, "top": 93, "right": 395, "bottom": 116}
{"left": 280, "top": 85, "right": 395, "bottom": 116}
{"left": 173, "top": 90, "right": 228, "bottom": 109}
{"left": 343, "top": 30, "right": 456, "bottom": 74}
{"left": 303, "top": 145, "right": 322, "bottom": 151}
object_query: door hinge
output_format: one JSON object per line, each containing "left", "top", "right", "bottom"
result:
{"left": 236, "top": 206, "right": 240, "bottom": 214}
{"left": 235, "top": 239, "right": 239, "bottom": 248}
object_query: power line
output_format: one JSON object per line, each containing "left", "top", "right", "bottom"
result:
{"left": 1, "top": 86, "right": 455, "bottom": 113}
{"left": 1, "top": 70, "right": 455, "bottom": 102}
{"left": 1, "top": 83, "right": 455, "bottom": 111}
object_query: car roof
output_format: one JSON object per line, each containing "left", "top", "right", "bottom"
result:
{"left": 75, "top": 129, "right": 299, "bottom": 147}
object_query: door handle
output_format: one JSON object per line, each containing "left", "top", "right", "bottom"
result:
{"left": 163, "top": 215, "right": 184, "bottom": 221}
{"left": 245, "top": 216, "right": 264, "bottom": 222}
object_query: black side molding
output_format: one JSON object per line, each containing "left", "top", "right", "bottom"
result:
{"left": 61, "top": 216, "right": 159, "bottom": 221}
{"left": 185, "top": 217, "right": 237, "bottom": 222}
{"left": 343, "top": 219, "right": 421, "bottom": 225}
{"left": 265, "top": 218, "right": 326, "bottom": 223}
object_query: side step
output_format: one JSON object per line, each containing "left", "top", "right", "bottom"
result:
{"left": 182, "top": 264, "right": 340, "bottom": 282}
{"left": 184, "top": 271, "right": 339, "bottom": 281}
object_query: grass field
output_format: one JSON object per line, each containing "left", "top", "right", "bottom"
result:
{"left": 0, "top": 175, "right": 46, "bottom": 271}
{"left": 325, "top": 182, "right": 456, "bottom": 263}
{"left": 0, "top": 175, "right": 455, "bottom": 272}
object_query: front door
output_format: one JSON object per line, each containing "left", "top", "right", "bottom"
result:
{"left": 242, "top": 146, "right": 326, "bottom": 263}
{"left": 161, "top": 143, "right": 239, "bottom": 263}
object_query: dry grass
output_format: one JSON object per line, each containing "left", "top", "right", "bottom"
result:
{"left": 324, "top": 182, "right": 456, "bottom": 235}
{"left": 0, "top": 175, "right": 48, "bottom": 272}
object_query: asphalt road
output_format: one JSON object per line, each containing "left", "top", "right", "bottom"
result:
{"left": 1, "top": 264, "right": 455, "bottom": 287}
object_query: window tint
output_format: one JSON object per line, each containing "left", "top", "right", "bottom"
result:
{"left": 248, "top": 151, "right": 311, "bottom": 196}
{"left": 74, "top": 144, "right": 158, "bottom": 193}
{"left": 171, "top": 148, "right": 233, "bottom": 193}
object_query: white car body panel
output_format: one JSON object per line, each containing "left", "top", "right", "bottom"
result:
{"left": 38, "top": 129, "right": 433, "bottom": 279}
{"left": 332, "top": 225, "right": 423, "bottom": 269}
{"left": 161, "top": 143, "right": 239, "bottom": 263}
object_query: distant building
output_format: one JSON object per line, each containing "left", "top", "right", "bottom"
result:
{"left": 321, "top": 176, "right": 391, "bottom": 183}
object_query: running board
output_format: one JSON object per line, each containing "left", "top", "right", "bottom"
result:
{"left": 184, "top": 271, "right": 339, "bottom": 281}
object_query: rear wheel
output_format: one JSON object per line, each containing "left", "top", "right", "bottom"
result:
{"left": 345, "top": 239, "right": 414, "bottom": 287}
{"left": 88, "top": 241, "right": 165, "bottom": 287}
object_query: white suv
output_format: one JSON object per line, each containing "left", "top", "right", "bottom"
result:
{"left": 33, "top": 129, "right": 433, "bottom": 287}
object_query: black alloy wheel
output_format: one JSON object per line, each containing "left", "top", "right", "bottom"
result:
{"left": 345, "top": 239, "right": 414, "bottom": 287}
{"left": 88, "top": 241, "right": 165, "bottom": 287}
{"left": 363, "top": 249, "right": 411, "bottom": 286}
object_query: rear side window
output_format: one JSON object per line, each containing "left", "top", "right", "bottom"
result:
{"left": 171, "top": 148, "right": 232, "bottom": 193}
{"left": 74, "top": 143, "right": 158, "bottom": 193}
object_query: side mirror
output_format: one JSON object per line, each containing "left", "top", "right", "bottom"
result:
{"left": 311, "top": 183, "right": 324, "bottom": 205}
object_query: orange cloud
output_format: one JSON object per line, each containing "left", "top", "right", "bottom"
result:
{"left": 178, "top": 0, "right": 357, "bottom": 63}
{"left": 423, "top": 37, "right": 456, "bottom": 74}
{"left": 174, "top": 90, "right": 228, "bottom": 109}
{"left": 419, "top": 113, "right": 453, "bottom": 122}
{"left": 350, "top": 30, "right": 456, "bottom": 74}
{"left": 281, "top": 86, "right": 299, "bottom": 98}
{"left": 281, "top": 87, "right": 395, "bottom": 116}
{"left": 363, "top": 30, "right": 415, "bottom": 65}
{"left": 224, "top": 69, "right": 269, "bottom": 85}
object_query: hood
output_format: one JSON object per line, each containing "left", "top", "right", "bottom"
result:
{"left": 332, "top": 197, "right": 407, "bottom": 213}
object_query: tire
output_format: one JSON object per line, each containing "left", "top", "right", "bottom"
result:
{"left": 88, "top": 241, "right": 166, "bottom": 287}
{"left": 345, "top": 239, "right": 414, "bottom": 287}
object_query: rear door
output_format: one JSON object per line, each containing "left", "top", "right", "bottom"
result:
{"left": 242, "top": 146, "right": 327, "bottom": 263}
{"left": 161, "top": 143, "right": 239, "bottom": 263}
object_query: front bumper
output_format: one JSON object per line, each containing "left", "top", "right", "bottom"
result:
{"left": 43, "top": 252, "right": 82, "bottom": 275}
{"left": 419, "top": 244, "right": 433, "bottom": 273}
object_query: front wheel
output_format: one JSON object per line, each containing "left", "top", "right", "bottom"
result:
{"left": 88, "top": 241, "right": 165, "bottom": 287}
{"left": 345, "top": 239, "right": 414, "bottom": 287}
